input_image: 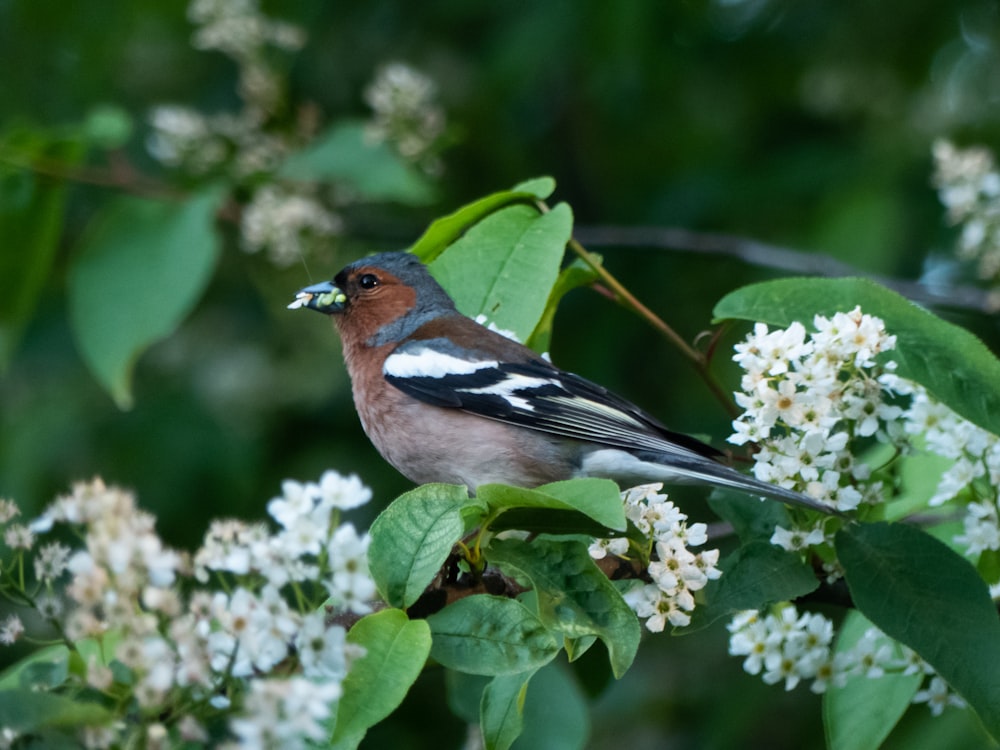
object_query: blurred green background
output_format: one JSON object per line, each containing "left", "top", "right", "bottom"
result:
{"left": 1, "top": 1, "right": 998, "bottom": 747}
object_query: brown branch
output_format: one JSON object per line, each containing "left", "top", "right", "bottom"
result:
{"left": 573, "top": 225, "right": 998, "bottom": 314}
{"left": 0, "top": 150, "right": 186, "bottom": 202}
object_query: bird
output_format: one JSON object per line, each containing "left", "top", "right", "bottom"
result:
{"left": 289, "top": 250, "right": 836, "bottom": 515}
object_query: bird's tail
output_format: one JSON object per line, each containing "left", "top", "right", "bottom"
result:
{"left": 597, "top": 448, "right": 843, "bottom": 516}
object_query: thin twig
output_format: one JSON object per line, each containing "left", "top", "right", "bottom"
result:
{"left": 0, "top": 150, "right": 185, "bottom": 202}
{"left": 573, "top": 224, "right": 998, "bottom": 314}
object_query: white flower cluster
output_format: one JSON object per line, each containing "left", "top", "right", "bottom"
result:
{"left": 590, "top": 484, "right": 721, "bottom": 631}
{"left": 364, "top": 61, "right": 447, "bottom": 173}
{"left": 147, "top": 0, "right": 305, "bottom": 175}
{"left": 228, "top": 676, "right": 343, "bottom": 748}
{"left": 147, "top": 107, "right": 288, "bottom": 178}
{"left": 730, "top": 307, "right": 901, "bottom": 513}
{"left": 240, "top": 184, "right": 342, "bottom": 267}
{"left": 888, "top": 378, "right": 1000, "bottom": 563}
{"left": 728, "top": 607, "right": 966, "bottom": 715}
{"left": 5, "top": 472, "right": 377, "bottom": 749}
{"left": 196, "top": 470, "right": 375, "bottom": 612}
{"left": 188, "top": 0, "right": 305, "bottom": 114}
{"left": 932, "top": 139, "right": 1000, "bottom": 300}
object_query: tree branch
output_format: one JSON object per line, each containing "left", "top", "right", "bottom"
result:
{"left": 574, "top": 225, "right": 997, "bottom": 314}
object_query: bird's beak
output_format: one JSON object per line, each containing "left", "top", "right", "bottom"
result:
{"left": 287, "top": 281, "right": 347, "bottom": 314}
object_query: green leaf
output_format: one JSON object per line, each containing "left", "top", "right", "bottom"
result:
{"left": 429, "top": 202, "right": 573, "bottom": 342}
{"left": 329, "top": 609, "right": 431, "bottom": 749}
{"left": 708, "top": 491, "right": 792, "bottom": 543}
{"left": 478, "top": 479, "right": 625, "bottom": 532}
{"left": 408, "top": 177, "right": 556, "bottom": 262}
{"left": 367, "top": 484, "right": 471, "bottom": 609}
{"left": 279, "top": 120, "right": 433, "bottom": 204}
{"left": 481, "top": 669, "right": 537, "bottom": 750}
{"left": 0, "top": 645, "right": 65, "bottom": 691}
{"left": 83, "top": 104, "right": 133, "bottom": 149}
{"left": 68, "top": 189, "right": 222, "bottom": 408}
{"left": 0, "top": 689, "right": 111, "bottom": 731}
{"left": 686, "top": 541, "right": 819, "bottom": 632}
{"left": 836, "top": 522, "right": 1000, "bottom": 741}
{"left": 510, "top": 177, "right": 556, "bottom": 199}
{"left": 526, "top": 257, "right": 600, "bottom": 352}
{"left": 713, "top": 277, "right": 1000, "bottom": 438}
{"left": 486, "top": 508, "right": 622, "bottom": 538}
{"left": 487, "top": 537, "right": 640, "bottom": 678}
{"left": 0, "top": 137, "right": 84, "bottom": 368}
{"left": 427, "top": 595, "right": 560, "bottom": 675}
{"left": 823, "top": 610, "right": 922, "bottom": 750}
{"left": 514, "top": 662, "right": 590, "bottom": 750}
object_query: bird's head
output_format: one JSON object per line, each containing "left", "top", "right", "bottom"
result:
{"left": 289, "top": 251, "right": 458, "bottom": 347}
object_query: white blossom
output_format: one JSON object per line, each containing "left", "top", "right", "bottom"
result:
{"left": 240, "top": 185, "right": 341, "bottom": 267}
{"left": 593, "top": 483, "right": 721, "bottom": 631}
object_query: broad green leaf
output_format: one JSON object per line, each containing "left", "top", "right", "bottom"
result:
{"left": 408, "top": 177, "right": 556, "bottom": 262}
{"left": 429, "top": 202, "right": 573, "bottom": 342}
{"left": 0, "top": 645, "right": 65, "bottom": 691}
{"left": 487, "top": 537, "right": 640, "bottom": 678}
{"left": 68, "top": 189, "right": 222, "bottom": 408}
{"left": 708, "top": 491, "right": 792, "bottom": 542}
{"left": 686, "top": 541, "right": 819, "bottom": 632}
{"left": 0, "top": 137, "right": 84, "bottom": 368}
{"left": 329, "top": 609, "right": 431, "bottom": 749}
{"left": 427, "top": 595, "right": 559, "bottom": 675}
{"left": 368, "top": 484, "right": 470, "bottom": 608}
{"left": 481, "top": 669, "right": 537, "bottom": 750}
{"left": 713, "top": 277, "right": 1000, "bottom": 438}
{"left": 510, "top": 177, "right": 557, "bottom": 199}
{"left": 486, "top": 508, "right": 622, "bottom": 538}
{"left": 478, "top": 479, "right": 625, "bottom": 532}
{"left": 0, "top": 689, "right": 111, "bottom": 731}
{"left": 514, "top": 662, "right": 590, "bottom": 750}
{"left": 836, "top": 522, "right": 1000, "bottom": 741}
{"left": 526, "top": 257, "right": 600, "bottom": 352}
{"left": 279, "top": 120, "right": 433, "bottom": 204}
{"left": 823, "top": 610, "right": 922, "bottom": 750}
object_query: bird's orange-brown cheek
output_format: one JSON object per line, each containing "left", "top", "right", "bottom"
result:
{"left": 336, "top": 285, "right": 418, "bottom": 346}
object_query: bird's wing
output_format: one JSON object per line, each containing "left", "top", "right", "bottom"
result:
{"left": 382, "top": 337, "right": 723, "bottom": 462}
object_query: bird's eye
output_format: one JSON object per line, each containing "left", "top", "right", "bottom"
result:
{"left": 358, "top": 273, "right": 380, "bottom": 290}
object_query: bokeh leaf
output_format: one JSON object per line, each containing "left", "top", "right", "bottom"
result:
{"left": 68, "top": 189, "right": 222, "bottom": 408}
{"left": 427, "top": 595, "right": 559, "bottom": 675}
{"left": 713, "top": 277, "right": 1000, "bottom": 437}
{"left": 329, "top": 609, "right": 431, "bottom": 749}
{"left": 280, "top": 120, "right": 433, "bottom": 204}
{"left": 836, "top": 521, "right": 1000, "bottom": 741}
{"left": 429, "top": 202, "right": 572, "bottom": 342}
{"left": 367, "top": 483, "right": 471, "bottom": 609}
{"left": 0, "top": 689, "right": 111, "bottom": 731}
{"left": 514, "top": 662, "right": 590, "bottom": 750}
{"left": 0, "top": 135, "right": 84, "bottom": 368}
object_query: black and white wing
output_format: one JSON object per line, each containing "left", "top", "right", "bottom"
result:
{"left": 382, "top": 335, "right": 837, "bottom": 515}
